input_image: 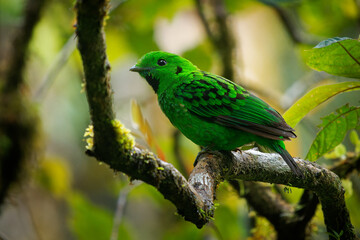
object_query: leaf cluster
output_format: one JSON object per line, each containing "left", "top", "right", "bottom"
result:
{"left": 285, "top": 37, "right": 360, "bottom": 162}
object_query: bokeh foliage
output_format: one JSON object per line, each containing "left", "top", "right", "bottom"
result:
{"left": 0, "top": 0, "right": 359, "bottom": 239}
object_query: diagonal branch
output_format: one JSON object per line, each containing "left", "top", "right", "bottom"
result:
{"left": 75, "top": 0, "right": 355, "bottom": 239}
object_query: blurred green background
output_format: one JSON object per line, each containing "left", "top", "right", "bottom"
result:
{"left": 0, "top": 0, "right": 359, "bottom": 239}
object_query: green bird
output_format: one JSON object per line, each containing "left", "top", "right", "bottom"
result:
{"left": 130, "top": 51, "right": 303, "bottom": 177}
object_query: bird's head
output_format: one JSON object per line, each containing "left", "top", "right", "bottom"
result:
{"left": 130, "top": 51, "right": 198, "bottom": 94}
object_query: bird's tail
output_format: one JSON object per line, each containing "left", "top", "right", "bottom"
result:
{"left": 272, "top": 143, "right": 304, "bottom": 177}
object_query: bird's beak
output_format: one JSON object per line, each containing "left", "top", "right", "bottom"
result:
{"left": 129, "top": 65, "right": 153, "bottom": 72}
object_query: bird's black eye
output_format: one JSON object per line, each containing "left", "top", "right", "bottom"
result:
{"left": 157, "top": 59, "right": 167, "bottom": 66}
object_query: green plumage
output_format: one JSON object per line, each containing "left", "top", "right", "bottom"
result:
{"left": 130, "top": 51, "right": 303, "bottom": 177}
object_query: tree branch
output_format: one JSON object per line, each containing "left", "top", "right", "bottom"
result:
{"left": 75, "top": 0, "right": 355, "bottom": 239}
{"left": 234, "top": 150, "right": 360, "bottom": 240}
{"left": 331, "top": 154, "right": 360, "bottom": 178}
{"left": 227, "top": 150, "right": 355, "bottom": 240}
{"left": 194, "top": 0, "right": 235, "bottom": 80}
{"left": 0, "top": 0, "right": 45, "bottom": 206}
{"left": 236, "top": 181, "right": 319, "bottom": 240}
{"left": 3, "top": 0, "right": 46, "bottom": 92}
{"left": 268, "top": 4, "right": 320, "bottom": 46}
{"left": 75, "top": 0, "right": 211, "bottom": 228}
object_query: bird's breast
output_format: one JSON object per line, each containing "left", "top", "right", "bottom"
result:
{"left": 158, "top": 93, "right": 188, "bottom": 122}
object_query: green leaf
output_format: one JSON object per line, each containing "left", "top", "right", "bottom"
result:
{"left": 306, "top": 37, "right": 360, "bottom": 78}
{"left": 306, "top": 104, "right": 360, "bottom": 161}
{"left": 283, "top": 81, "right": 360, "bottom": 127}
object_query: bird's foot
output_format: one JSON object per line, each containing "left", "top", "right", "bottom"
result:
{"left": 193, "top": 146, "right": 225, "bottom": 167}
{"left": 193, "top": 148, "right": 234, "bottom": 167}
{"left": 219, "top": 150, "right": 235, "bottom": 161}
{"left": 193, "top": 147, "right": 212, "bottom": 167}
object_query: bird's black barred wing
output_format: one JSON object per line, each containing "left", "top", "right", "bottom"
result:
{"left": 175, "top": 72, "right": 296, "bottom": 141}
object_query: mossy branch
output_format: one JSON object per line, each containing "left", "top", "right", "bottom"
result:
{"left": 75, "top": 0, "right": 355, "bottom": 238}
{"left": 75, "top": 0, "right": 211, "bottom": 227}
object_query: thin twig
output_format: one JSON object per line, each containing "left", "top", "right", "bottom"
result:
{"left": 194, "top": 0, "right": 235, "bottom": 80}
{"left": 22, "top": 185, "right": 43, "bottom": 240}
{"left": 33, "top": 0, "right": 127, "bottom": 102}
{"left": 33, "top": 34, "right": 77, "bottom": 101}
{"left": 261, "top": 2, "right": 321, "bottom": 45}
{"left": 208, "top": 222, "right": 224, "bottom": 240}
{"left": 110, "top": 182, "right": 139, "bottom": 240}
{"left": 194, "top": 0, "right": 216, "bottom": 44}
{"left": 211, "top": 0, "right": 235, "bottom": 80}
{"left": 0, "top": 232, "right": 9, "bottom": 240}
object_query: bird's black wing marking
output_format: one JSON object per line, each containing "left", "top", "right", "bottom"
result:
{"left": 175, "top": 72, "right": 296, "bottom": 141}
